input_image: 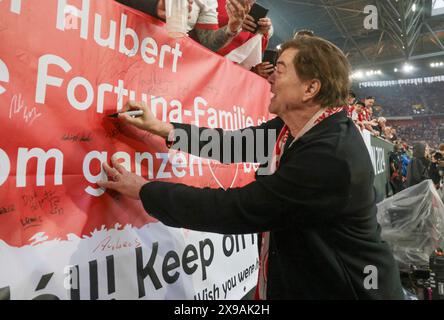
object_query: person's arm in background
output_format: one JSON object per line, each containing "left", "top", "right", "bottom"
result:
{"left": 260, "top": 21, "right": 273, "bottom": 52}
{"left": 194, "top": 0, "right": 249, "bottom": 52}
{"left": 242, "top": 14, "right": 272, "bottom": 41}
{"left": 242, "top": 14, "right": 273, "bottom": 50}
{"left": 363, "top": 119, "right": 379, "bottom": 136}
{"left": 243, "top": 12, "right": 274, "bottom": 78}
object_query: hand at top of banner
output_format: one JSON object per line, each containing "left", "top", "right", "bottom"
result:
{"left": 242, "top": 16, "right": 271, "bottom": 35}
{"left": 257, "top": 17, "right": 272, "bottom": 35}
{"left": 226, "top": 0, "right": 250, "bottom": 34}
{"left": 119, "top": 101, "right": 174, "bottom": 138}
{"left": 97, "top": 157, "right": 148, "bottom": 200}
{"left": 241, "top": 14, "right": 257, "bottom": 33}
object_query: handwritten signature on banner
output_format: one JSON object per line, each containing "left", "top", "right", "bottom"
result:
{"left": 9, "top": 94, "right": 42, "bottom": 125}
{"left": 0, "top": 205, "right": 15, "bottom": 216}
{"left": 22, "top": 189, "right": 64, "bottom": 216}
{"left": 92, "top": 235, "right": 142, "bottom": 254}
{"left": 62, "top": 132, "right": 93, "bottom": 142}
{"left": 20, "top": 215, "right": 43, "bottom": 230}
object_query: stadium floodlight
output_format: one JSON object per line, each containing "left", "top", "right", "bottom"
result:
{"left": 403, "top": 63, "right": 414, "bottom": 73}
{"left": 430, "top": 62, "right": 444, "bottom": 68}
{"left": 351, "top": 70, "right": 364, "bottom": 79}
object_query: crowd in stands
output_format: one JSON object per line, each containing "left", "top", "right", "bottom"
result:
{"left": 345, "top": 90, "right": 444, "bottom": 193}
{"left": 391, "top": 117, "right": 441, "bottom": 149}
{"left": 353, "top": 82, "right": 444, "bottom": 147}
{"left": 354, "top": 83, "right": 443, "bottom": 117}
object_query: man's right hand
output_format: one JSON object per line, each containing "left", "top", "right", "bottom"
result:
{"left": 119, "top": 101, "right": 174, "bottom": 138}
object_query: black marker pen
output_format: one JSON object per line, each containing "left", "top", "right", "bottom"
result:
{"left": 107, "top": 110, "right": 144, "bottom": 118}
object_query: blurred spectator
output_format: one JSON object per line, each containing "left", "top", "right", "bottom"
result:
{"left": 390, "top": 128, "right": 398, "bottom": 142}
{"left": 115, "top": 0, "right": 250, "bottom": 52}
{"left": 433, "top": 145, "right": 444, "bottom": 187}
{"left": 430, "top": 151, "right": 442, "bottom": 189}
{"left": 389, "top": 143, "right": 405, "bottom": 194}
{"left": 373, "top": 117, "right": 386, "bottom": 136}
{"left": 401, "top": 147, "right": 411, "bottom": 181}
{"left": 362, "top": 107, "right": 378, "bottom": 134}
{"left": 293, "top": 29, "right": 315, "bottom": 38}
{"left": 382, "top": 126, "right": 398, "bottom": 143}
{"left": 217, "top": 0, "right": 273, "bottom": 72}
{"left": 383, "top": 126, "right": 394, "bottom": 141}
{"left": 353, "top": 101, "right": 366, "bottom": 129}
{"left": 438, "top": 144, "right": 444, "bottom": 172}
{"left": 347, "top": 91, "right": 357, "bottom": 106}
{"left": 364, "top": 96, "right": 375, "bottom": 117}
{"left": 406, "top": 142, "right": 430, "bottom": 188}
{"left": 184, "top": 0, "right": 250, "bottom": 52}
{"left": 345, "top": 91, "right": 357, "bottom": 117}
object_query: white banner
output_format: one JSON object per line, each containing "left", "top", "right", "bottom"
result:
{"left": 0, "top": 225, "right": 259, "bottom": 300}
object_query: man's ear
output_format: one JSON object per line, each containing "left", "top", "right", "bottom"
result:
{"left": 302, "top": 79, "right": 321, "bottom": 102}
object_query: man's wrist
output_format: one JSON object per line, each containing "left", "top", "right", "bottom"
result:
{"left": 153, "top": 121, "right": 174, "bottom": 138}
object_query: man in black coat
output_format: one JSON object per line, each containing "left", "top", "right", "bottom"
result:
{"left": 98, "top": 36, "right": 404, "bottom": 299}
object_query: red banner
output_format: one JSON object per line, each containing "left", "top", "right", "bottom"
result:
{"left": 0, "top": 0, "right": 271, "bottom": 247}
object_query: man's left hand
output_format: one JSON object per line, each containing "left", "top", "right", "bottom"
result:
{"left": 97, "top": 157, "right": 148, "bottom": 200}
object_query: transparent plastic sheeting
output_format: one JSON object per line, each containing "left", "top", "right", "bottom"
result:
{"left": 377, "top": 180, "right": 444, "bottom": 271}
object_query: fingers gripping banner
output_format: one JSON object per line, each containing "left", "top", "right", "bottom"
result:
{"left": 0, "top": 0, "right": 271, "bottom": 299}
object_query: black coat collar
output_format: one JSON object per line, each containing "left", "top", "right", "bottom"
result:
{"left": 278, "top": 110, "right": 348, "bottom": 163}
